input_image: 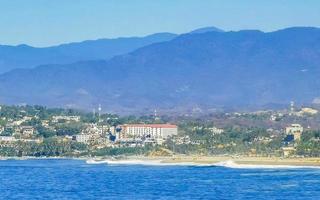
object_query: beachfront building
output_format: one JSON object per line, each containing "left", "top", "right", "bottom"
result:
{"left": 282, "top": 147, "right": 296, "bottom": 157}
{"left": 285, "top": 124, "right": 303, "bottom": 141}
{"left": 120, "top": 124, "right": 178, "bottom": 144}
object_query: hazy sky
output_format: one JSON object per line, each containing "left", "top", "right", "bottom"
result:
{"left": 0, "top": 0, "right": 319, "bottom": 47}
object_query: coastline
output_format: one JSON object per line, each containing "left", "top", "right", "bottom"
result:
{"left": 157, "top": 156, "right": 320, "bottom": 167}
{"left": 3, "top": 155, "right": 320, "bottom": 167}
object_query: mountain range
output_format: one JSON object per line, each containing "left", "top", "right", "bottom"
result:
{"left": 0, "top": 33, "right": 177, "bottom": 74}
{"left": 0, "top": 26, "right": 319, "bottom": 114}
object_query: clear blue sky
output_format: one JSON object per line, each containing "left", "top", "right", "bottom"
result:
{"left": 0, "top": 0, "right": 319, "bottom": 47}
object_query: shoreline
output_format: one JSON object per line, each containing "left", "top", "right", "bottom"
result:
{"left": 159, "top": 156, "right": 320, "bottom": 167}
{"left": 2, "top": 155, "right": 320, "bottom": 167}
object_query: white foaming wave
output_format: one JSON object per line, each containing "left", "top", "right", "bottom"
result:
{"left": 86, "top": 159, "right": 109, "bottom": 164}
{"left": 86, "top": 159, "right": 212, "bottom": 166}
{"left": 212, "top": 160, "right": 320, "bottom": 169}
{"left": 86, "top": 159, "right": 320, "bottom": 169}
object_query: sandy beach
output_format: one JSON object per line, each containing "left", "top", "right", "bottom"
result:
{"left": 124, "top": 155, "right": 320, "bottom": 167}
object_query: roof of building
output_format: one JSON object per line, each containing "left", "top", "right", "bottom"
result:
{"left": 122, "top": 124, "right": 177, "bottom": 128}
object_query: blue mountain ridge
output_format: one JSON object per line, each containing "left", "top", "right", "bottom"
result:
{"left": 0, "top": 33, "right": 177, "bottom": 74}
{"left": 0, "top": 27, "right": 319, "bottom": 113}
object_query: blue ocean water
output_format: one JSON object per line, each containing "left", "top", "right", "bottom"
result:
{"left": 0, "top": 159, "right": 320, "bottom": 200}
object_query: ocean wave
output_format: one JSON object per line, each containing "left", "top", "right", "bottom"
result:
{"left": 212, "top": 160, "right": 320, "bottom": 169}
{"left": 86, "top": 159, "right": 109, "bottom": 164}
{"left": 86, "top": 159, "right": 320, "bottom": 169}
{"left": 86, "top": 159, "right": 212, "bottom": 166}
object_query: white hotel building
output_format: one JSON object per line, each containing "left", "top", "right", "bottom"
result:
{"left": 120, "top": 124, "right": 178, "bottom": 140}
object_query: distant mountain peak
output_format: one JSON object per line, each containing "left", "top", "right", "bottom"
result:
{"left": 190, "top": 26, "right": 224, "bottom": 34}
{"left": 15, "top": 44, "right": 33, "bottom": 48}
{"left": 1, "top": 27, "right": 320, "bottom": 113}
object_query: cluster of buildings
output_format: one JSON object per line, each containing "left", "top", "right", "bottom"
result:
{"left": 0, "top": 114, "right": 84, "bottom": 143}
{"left": 0, "top": 116, "right": 41, "bottom": 143}
{"left": 0, "top": 124, "right": 37, "bottom": 142}
{"left": 1, "top": 103, "right": 318, "bottom": 157}
{"left": 73, "top": 123, "right": 178, "bottom": 147}
{"left": 72, "top": 123, "right": 111, "bottom": 145}
{"left": 0, "top": 106, "right": 179, "bottom": 147}
{"left": 288, "top": 103, "right": 319, "bottom": 116}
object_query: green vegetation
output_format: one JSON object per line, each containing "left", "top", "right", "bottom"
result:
{"left": 296, "top": 131, "right": 320, "bottom": 157}
{"left": 91, "top": 146, "right": 154, "bottom": 157}
{"left": 1, "top": 105, "right": 320, "bottom": 157}
{"left": 0, "top": 139, "right": 87, "bottom": 157}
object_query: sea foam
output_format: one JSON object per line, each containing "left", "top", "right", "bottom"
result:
{"left": 86, "top": 159, "right": 320, "bottom": 169}
{"left": 86, "top": 159, "right": 109, "bottom": 164}
{"left": 212, "top": 160, "right": 320, "bottom": 169}
{"left": 86, "top": 159, "right": 211, "bottom": 166}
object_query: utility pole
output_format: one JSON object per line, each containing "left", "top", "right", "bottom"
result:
{"left": 290, "top": 101, "right": 295, "bottom": 114}
{"left": 98, "top": 104, "right": 102, "bottom": 120}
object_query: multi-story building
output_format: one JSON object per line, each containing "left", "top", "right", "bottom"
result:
{"left": 73, "top": 134, "right": 92, "bottom": 144}
{"left": 120, "top": 124, "right": 178, "bottom": 142}
{"left": 285, "top": 124, "right": 303, "bottom": 141}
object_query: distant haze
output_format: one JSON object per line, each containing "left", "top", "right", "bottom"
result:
{"left": 0, "top": 27, "right": 320, "bottom": 114}
{"left": 0, "top": 0, "right": 319, "bottom": 46}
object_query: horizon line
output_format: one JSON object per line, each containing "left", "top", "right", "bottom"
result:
{"left": 1, "top": 25, "right": 318, "bottom": 48}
